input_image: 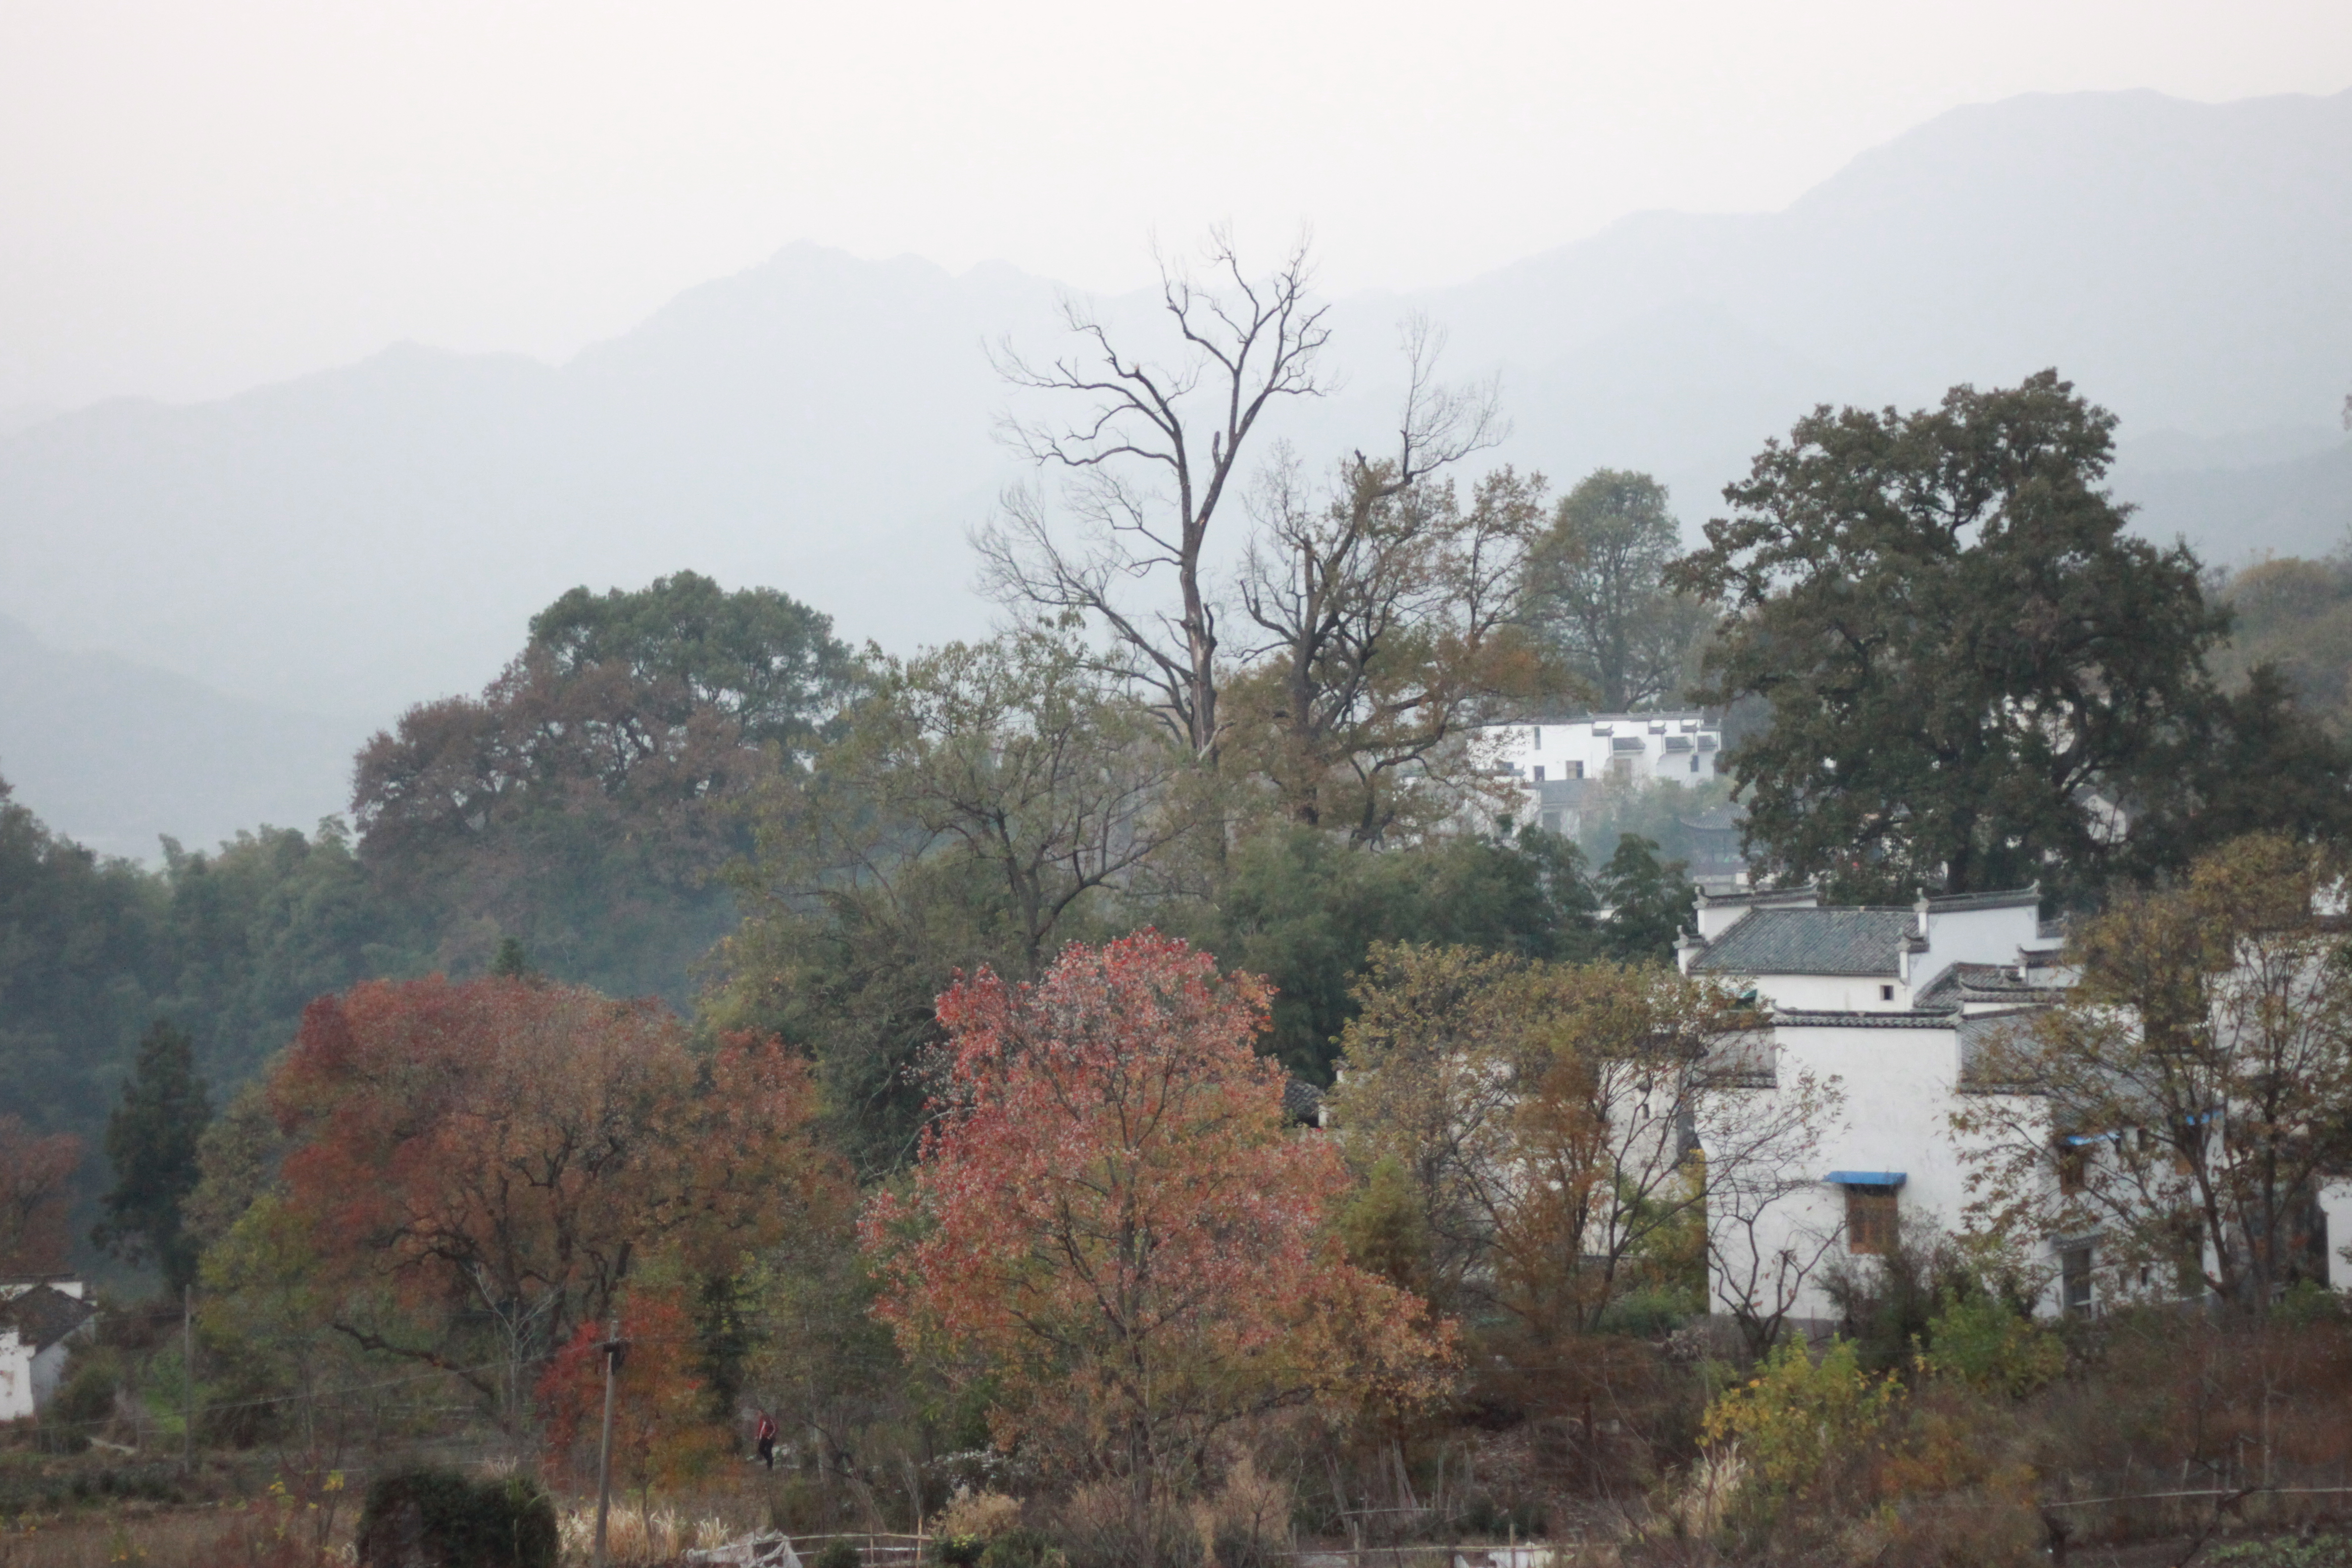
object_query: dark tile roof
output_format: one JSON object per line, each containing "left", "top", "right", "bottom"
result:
{"left": 1690, "top": 907, "right": 1915, "bottom": 978}
{"left": 1923, "top": 887, "right": 2042, "bottom": 914}
{"left": 1282, "top": 1078, "right": 1324, "bottom": 1127}
{"left": 0, "top": 1286, "right": 95, "bottom": 1353}
{"left": 1771, "top": 1009, "right": 1958, "bottom": 1029}
{"left": 1914, "top": 963, "right": 2067, "bottom": 1013}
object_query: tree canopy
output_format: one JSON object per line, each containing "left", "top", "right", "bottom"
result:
{"left": 1670, "top": 370, "right": 2333, "bottom": 903}
{"left": 95, "top": 1019, "right": 212, "bottom": 1293}
{"left": 864, "top": 933, "right": 1453, "bottom": 1496}
{"left": 1521, "top": 469, "right": 1712, "bottom": 712}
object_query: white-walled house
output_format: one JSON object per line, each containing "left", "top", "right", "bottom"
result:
{"left": 1676, "top": 886, "right": 2069, "bottom": 1325}
{"left": 1489, "top": 713, "right": 1722, "bottom": 837}
{"left": 0, "top": 1280, "right": 96, "bottom": 1421}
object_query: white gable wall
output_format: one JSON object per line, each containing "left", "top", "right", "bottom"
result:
{"left": 1706, "top": 1008, "right": 2055, "bottom": 1326}
{"left": 1906, "top": 902, "right": 2044, "bottom": 992}
{"left": 1750, "top": 973, "right": 1906, "bottom": 1014}
{"left": 0, "top": 1332, "right": 32, "bottom": 1423}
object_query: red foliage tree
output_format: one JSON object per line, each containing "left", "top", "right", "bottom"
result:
{"left": 538, "top": 1283, "right": 731, "bottom": 1504}
{"left": 864, "top": 932, "right": 1453, "bottom": 1498}
{"left": 270, "top": 976, "right": 842, "bottom": 1419}
{"left": 0, "top": 1117, "right": 82, "bottom": 1276}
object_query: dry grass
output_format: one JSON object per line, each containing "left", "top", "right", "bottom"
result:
{"left": 0, "top": 1505, "right": 318, "bottom": 1568}
{"left": 554, "top": 1499, "right": 743, "bottom": 1565}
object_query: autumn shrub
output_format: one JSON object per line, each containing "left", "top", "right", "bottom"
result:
{"left": 935, "top": 1490, "right": 1024, "bottom": 1541}
{"left": 354, "top": 1467, "right": 557, "bottom": 1568}
{"left": 1912, "top": 1292, "right": 2064, "bottom": 1398}
{"left": 937, "top": 1535, "right": 990, "bottom": 1568}
{"left": 39, "top": 1350, "right": 121, "bottom": 1455}
{"left": 1699, "top": 1338, "right": 1898, "bottom": 1519}
{"left": 813, "top": 1541, "right": 864, "bottom": 1568}
{"left": 980, "top": 1527, "right": 1065, "bottom": 1568}
{"left": 1192, "top": 1459, "right": 1291, "bottom": 1568}
{"left": 1054, "top": 1480, "right": 1201, "bottom": 1568}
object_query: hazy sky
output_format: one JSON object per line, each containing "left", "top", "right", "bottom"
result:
{"left": 3, "top": 0, "right": 2348, "bottom": 411}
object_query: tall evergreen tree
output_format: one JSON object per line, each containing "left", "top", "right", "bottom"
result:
{"left": 95, "top": 1020, "right": 212, "bottom": 1294}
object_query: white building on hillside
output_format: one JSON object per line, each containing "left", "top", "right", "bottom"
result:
{"left": 1677, "top": 886, "right": 2071, "bottom": 1325}
{"left": 1488, "top": 713, "right": 1720, "bottom": 835}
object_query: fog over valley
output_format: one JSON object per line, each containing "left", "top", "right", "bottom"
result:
{"left": 3, "top": 86, "right": 2350, "bottom": 857}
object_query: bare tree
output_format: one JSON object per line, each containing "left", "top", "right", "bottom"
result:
{"left": 1953, "top": 833, "right": 2352, "bottom": 1309}
{"left": 1696, "top": 1044, "right": 1847, "bottom": 1357}
{"left": 1227, "top": 321, "right": 1543, "bottom": 838}
{"left": 762, "top": 628, "right": 1195, "bottom": 975}
{"left": 1330, "top": 946, "right": 1834, "bottom": 1341}
{"left": 978, "top": 232, "right": 1331, "bottom": 762}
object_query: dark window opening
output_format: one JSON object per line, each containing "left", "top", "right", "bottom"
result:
{"left": 1879, "top": 984, "right": 1896, "bottom": 1002}
{"left": 2061, "top": 1245, "right": 2093, "bottom": 1316}
{"left": 1846, "top": 1186, "right": 1899, "bottom": 1256}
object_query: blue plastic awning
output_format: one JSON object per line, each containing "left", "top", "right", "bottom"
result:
{"left": 1824, "top": 1171, "right": 1907, "bottom": 1188}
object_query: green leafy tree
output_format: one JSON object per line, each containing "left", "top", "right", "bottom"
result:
{"left": 1185, "top": 823, "right": 1599, "bottom": 1079}
{"left": 95, "top": 1020, "right": 213, "bottom": 1292}
{"left": 353, "top": 575, "right": 854, "bottom": 1004}
{"left": 0, "top": 774, "right": 169, "bottom": 1144}
{"left": 1594, "top": 834, "right": 1695, "bottom": 964}
{"left": 1672, "top": 371, "right": 2225, "bottom": 903}
{"left": 1521, "top": 469, "right": 1713, "bottom": 711}
{"left": 527, "top": 569, "right": 862, "bottom": 753}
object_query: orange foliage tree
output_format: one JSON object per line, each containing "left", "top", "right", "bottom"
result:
{"left": 269, "top": 976, "right": 842, "bottom": 1422}
{"left": 538, "top": 1283, "right": 732, "bottom": 1505}
{"left": 864, "top": 932, "right": 1454, "bottom": 1500}
{"left": 0, "top": 1116, "right": 82, "bottom": 1275}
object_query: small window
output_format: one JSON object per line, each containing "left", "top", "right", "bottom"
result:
{"left": 1531, "top": 727, "right": 1542, "bottom": 748}
{"left": 1879, "top": 984, "right": 1896, "bottom": 1002}
{"left": 1532, "top": 765, "right": 1545, "bottom": 783}
{"left": 1567, "top": 760, "right": 1584, "bottom": 779}
{"left": 2057, "top": 1140, "right": 2088, "bottom": 1195}
{"left": 1846, "top": 1186, "right": 1899, "bottom": 1256}
{"left": 2061, "top": 1245, "right": 2093, "bottom": 1315}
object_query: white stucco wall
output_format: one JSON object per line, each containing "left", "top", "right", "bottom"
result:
{"left": 1492, "top": 713, "right": 1721, "bottom": 789}
{"left": 2319, "top": 1177, "right": 2352, "bottom": 1291}
{"left": 1749, "top": 973, "right": 1910, "bottom": 1014}
{"left": 0, "top": 1332, "right": 33, "bottom": 1423}
{"left": 1706, "top": 1022, "right": 2054, "bottom": 1325}
{"left": 1905, "top": 903, "right": 2043, "bottom": 992}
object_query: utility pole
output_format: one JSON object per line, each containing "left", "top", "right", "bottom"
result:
{"left": 592, "top": 1317, "right": 624, "bottom": 1568}
{"left": 181, "top": 1286, "right": 194, "bottom": 1473}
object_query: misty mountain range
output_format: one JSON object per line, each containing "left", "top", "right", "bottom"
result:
{"left": 2, "top": 86, "right": 2348, "bottom": 858}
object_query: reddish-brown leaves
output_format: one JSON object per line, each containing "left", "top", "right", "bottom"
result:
{"left": 0, "top": 1116, "right": 82, "bottom": 1275}
{"left": 865, "top": 932, "right": 1453, "bottom": 1486}
{"left": 271, "top": 976, "right": 840, "bottom": 1364}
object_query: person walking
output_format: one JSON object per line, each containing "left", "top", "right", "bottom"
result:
{"left": 754, "top": 1408, "right": 778, "bottom": 1470}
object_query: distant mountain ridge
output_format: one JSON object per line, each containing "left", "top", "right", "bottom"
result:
{"left": 2, "top": 86, "right": 2348, "bottom": 853}
{"left": 0, "top": 616, "right": 356, "bottom": 860}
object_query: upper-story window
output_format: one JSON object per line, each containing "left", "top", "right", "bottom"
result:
{"left": 1532, "top": 766, "right": 1545, "bottom": 783}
